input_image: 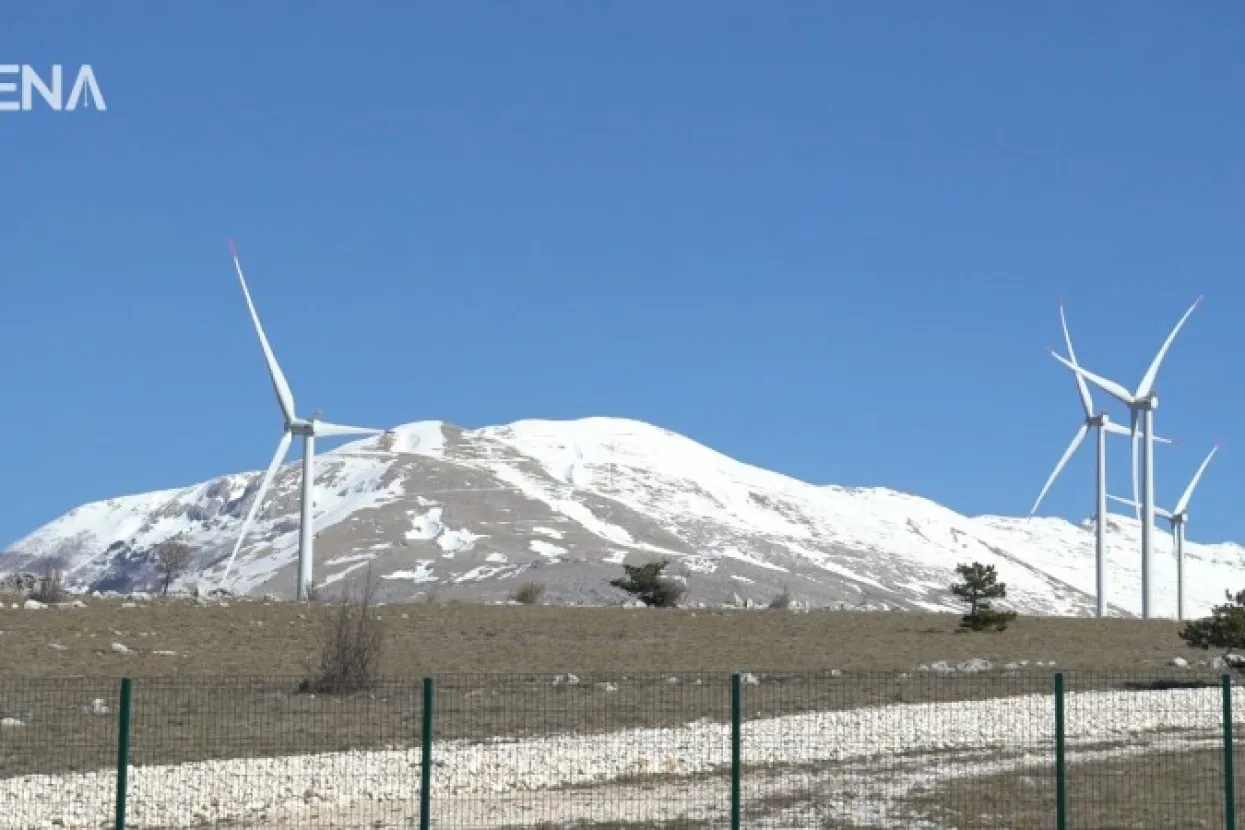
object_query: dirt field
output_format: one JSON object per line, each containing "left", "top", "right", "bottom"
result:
{"left": 0, "top": 597, "right": 1203, "bottom": 678}
{"left": 1, "top": 598, "right": 1236, "bottom": 828}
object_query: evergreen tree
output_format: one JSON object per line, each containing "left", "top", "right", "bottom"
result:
{"left": 950, "top": 562, "right": 1017, "bottom": 632}
{"left": 610, "top": 559, "right": 685, "bottom": 607}
{"left": 1180, "top": 589, "right": 1245, "bottom": 661}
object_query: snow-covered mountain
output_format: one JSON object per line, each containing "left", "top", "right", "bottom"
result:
{"left": 4, "top": 417, "right": 1244, "bottom": 617}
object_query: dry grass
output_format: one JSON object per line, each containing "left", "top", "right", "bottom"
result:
{"left": 0, "top": 599, "right": 1200, "bottom": 678}
{"left": 0, "top": 596, "right": 1229, "bottom": 830}
{"left": 908, "top": 747, "right": 1239, "bottom": 829}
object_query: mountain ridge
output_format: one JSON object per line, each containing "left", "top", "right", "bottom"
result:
{"left": 3, "top": 416, "right": 1243, "bottom": 617}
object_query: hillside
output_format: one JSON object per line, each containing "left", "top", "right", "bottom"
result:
{"left": 3, "top": 417, "right": 1243, "bottom": 616}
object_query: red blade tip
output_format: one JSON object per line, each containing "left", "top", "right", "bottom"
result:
{"left": 228, "top": 238, "right": 238, "bottom": 258}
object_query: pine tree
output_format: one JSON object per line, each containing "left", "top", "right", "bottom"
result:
{"left": 609, "top": 559, "right": 685, "bottom": 607}
{"left": 950, "top": 562, "right": 1017, "bottom": 632}
{"left": 1179, "top": 589, "right": 1245, "bottom": 662}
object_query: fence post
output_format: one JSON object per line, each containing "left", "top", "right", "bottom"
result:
{"left": 114, "top": 677, "right": 132, "bottom": 830}
{"left": 731, "top": 672, "right": 741, "bottom": 830}
{"left": 420, "top": 677, "right": 434, "bottom": 830}
{"left": 1054, "top": 672, "right": 1067, "bottom": 830}
{"left": 1224, "top": 673, "right": 1237, "bottom": 830}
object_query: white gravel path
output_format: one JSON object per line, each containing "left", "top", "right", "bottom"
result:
{"left": 1, "top": 685, "right": 1238, "bottom": 828}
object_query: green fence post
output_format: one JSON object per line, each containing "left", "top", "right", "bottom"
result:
{"left": 114, "top": 677, "right": 132, "bottom": 830}
{"left": 1224, "top": 673, "right": 1237, "bottom": 830}
{"left": 731, "top": 672, "right": 742, "bottom": 830}
{"left": 1054, "top": 672, "right": 1067, "bottom": 830}
{"left": 420, "top": 677, "right": 434, "bottom": 830}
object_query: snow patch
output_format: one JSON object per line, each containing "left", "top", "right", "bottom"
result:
{"left": 381, "top": 563, "right": 437, "bottom": 583}
{"left": 530, "top": 540, "right": 566, "bottom": 557}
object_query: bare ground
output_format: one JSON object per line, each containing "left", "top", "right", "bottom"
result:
{"left": 0, "top": 598, "right": 1236, "bottom": 828}
{"left": 0, "top": 597, "right": 1203, "bottom": 678}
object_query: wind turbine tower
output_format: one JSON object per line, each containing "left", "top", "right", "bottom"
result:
{"left": 1109, "top": 443, "right": 1219, "bottom": 622}
{"left": 1030, "top": 302, "right": 1167, "bottom": 618}
{"left": 219, "top": 240, "right": 385, "bottom": 601}
{"left": 1049, "top": 296, "right": 1201, "bottom": 619}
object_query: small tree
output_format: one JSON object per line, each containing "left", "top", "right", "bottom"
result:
{"left": 767, "top": 586, "right": 792, "bottom": 610}
{"left": 300, "top": 567, "right": 385, "bottom": 695}
{"left": 154, "top": 542, "right": 193, "bottom": 596}
{"left": 950, "top": 561, "right": 1017, "bottom": 632}
{"left": 1180, "top": 590, "right": 1245, "bottom": 662}
{"left": 610, "top": 559, "right": 685, "bottom": 608}
{"left": 30, "top": 557, "right": 68, "bottom": 604}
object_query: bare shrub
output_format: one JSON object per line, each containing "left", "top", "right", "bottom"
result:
{"left": 154, "top": 542, "right": 193, "bottom": 596}
{"left": 511, "top": 581, "right": 546, "bottom": 605}
{"left": 30, "top": 558, "right": 68, "bottom": 604}
{"left": 299, "top": 568, "right": 385, "bottom": 695}
{"left": 767, "top": 586, "right": 792, "bottom": 610}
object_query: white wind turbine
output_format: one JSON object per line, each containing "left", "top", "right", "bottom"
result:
{"left": 1109, "top": 442, "right": 1219, "bottom": 622}
{"left": 1030, "top": 302, "right": 1169, "bottom": 618}
{"left": 1049, "top": 296, "right": 1202, "bottom": 619}
{"left": 218, "top": 240, "right": 385, "bottom": 601}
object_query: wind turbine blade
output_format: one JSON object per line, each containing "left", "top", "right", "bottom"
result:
{"left": 1048, "top": 349, "right": 1136, "bottom": 406}
{"left": 1059, "top": 303, "right": 1094, "bottom": 419}
{"left": 313, "top": 421, "right": 384, "bottom": 438}
{"left": 1173, "top": 444, "right": 1219, "bottom": 516}
{"left": 218, "top": 430, "right": 294, "bottom": 586}
{"left": 1102, "top": 421, "right": 1174, "bottom": 445}
{"left": 1029, "top": 423, "right": 1089, "bottom": 516}
{"left": 1110, "top": 494, "right": 1173, "bottom": 521}
{"left": 230, "top": 239, "right": 297, "bottom": 424}
{"left": 1137, "top": 295, "right": 1202, "bottom": 398}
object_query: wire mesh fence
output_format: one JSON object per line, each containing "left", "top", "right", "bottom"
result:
{"left": 1, "top": 669, "right": 1243, "bottom": 828}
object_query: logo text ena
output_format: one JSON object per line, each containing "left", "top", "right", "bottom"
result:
{"left": 0, "top": 65, "right": 107, "bottom": 112}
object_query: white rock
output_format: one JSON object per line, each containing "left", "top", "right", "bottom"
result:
{"left": 85, "top": 698, "right": 109, "bottom": 715}
{"left": 111, "top": 642, "right": 131, "bottom": 654}
{"left": 0, "top": 685, "right": 1242, "bottom": 828}
{"left": 23, "top": 599, "right": 45, "bottom": 610}
{"left": 957, "top": 658, "right": 992, "bottom": 674}
{"left": 1170, "top": 657, "right": 1190, "bottom": 668}
{"left": 0, "top": 717, "right": 23, "bottom": 728}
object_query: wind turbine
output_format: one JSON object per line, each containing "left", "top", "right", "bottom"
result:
{"left": 1030, "top": 302, "right": 1169, "bottom": 618}
{"left": 1109, "top": 443, "right": 1219, "bottom": 622}
{"left": 1048, "top": 296, "right": 1202, "bottom": 619}
{"left": 219, "top": 240, "right": 385, "bottom": 601}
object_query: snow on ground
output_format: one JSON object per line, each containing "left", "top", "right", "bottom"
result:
{"left": 405, "top": 508, "right": 444, "bottom": 541}
{"left": 380, "top": 562, "right": 437, "bottom": 583}
{"left": 437, "top": 528, "right": 484, "bottom": 555}
{"left": 3, "top": 685, "right": 1240, "bottom": 829}
{"left": 8, "top": 415, "right": 1245, "bottom": 618}
{"left": 529, "top": 540, "right": 565, "bottom": 557}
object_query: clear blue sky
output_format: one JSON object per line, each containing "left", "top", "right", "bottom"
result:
{"left": 2, "top": 3, "right": 1242, "bottom": 549}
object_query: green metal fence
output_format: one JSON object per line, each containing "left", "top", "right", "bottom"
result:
{"left": 1, "top": 670, "right": 1242, "bottom": 828}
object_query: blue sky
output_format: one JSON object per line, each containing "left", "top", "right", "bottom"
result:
{"left": 1, "top": 3, "right": 1242, "bottom": 549}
